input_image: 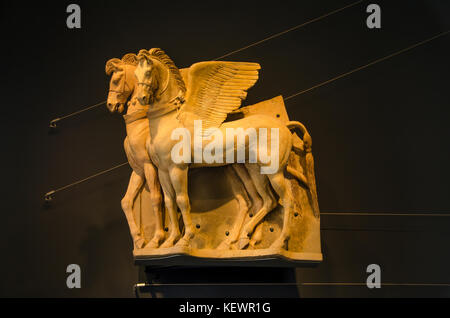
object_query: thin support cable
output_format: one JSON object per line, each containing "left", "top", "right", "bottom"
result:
{"left": 44, "top": 162, "right": 128, "bottom": 202}
{"left": 321, "top": 212, "right": 450, "bottom": 217}
{"left": 300, "top": 282, "right": 450, "bottom": 287}
{"left": 213, "top": 0, "right": 364, "bottom": 61}
{"left": 132, "top": 282, "right": 450, "bottom": 287}
{"left": 49, "top": 100, "right": 106, "bottom": 128}
{"left": 284, "top": 30, "right": 450, "bottom": 101}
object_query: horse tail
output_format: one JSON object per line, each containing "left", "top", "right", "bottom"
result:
{"left": 286, "top": 121, "right": 311, "bottom": 152}
{"left": 286, "top": 121, "right": 320, "bottom": 217}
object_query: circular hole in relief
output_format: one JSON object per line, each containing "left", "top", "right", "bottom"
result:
{"left": 276, "top": 114, "right": 280, "bottom": 118}
{"left": 196, "top": 224, "right": 201, "bottom": 229}
{"left": 269, "top": 227, "right": 274, "bottom": 232}
{"left": 249, "top": 213, "right": 253, "bottom": 217}
{"left": 225, "top": 231, "right": 230, "bottom": 236}
{"left": 294, "top": 212, "right": 299, "bottom": 217}
{"left": 164, "top": 227, "right": 169, "bottom": 232}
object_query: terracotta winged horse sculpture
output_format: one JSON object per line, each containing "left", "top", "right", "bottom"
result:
{"left": 134, "top": 48, "right": 312, "bottom": 250}
{"left": 105, "top": 53, "right": 273, "bottom": 249}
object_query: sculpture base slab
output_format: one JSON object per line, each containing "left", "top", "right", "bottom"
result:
{"left": 134, "top": 247, "right": 322, "bottom": 267}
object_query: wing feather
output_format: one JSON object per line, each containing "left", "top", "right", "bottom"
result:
{"left": 181, "top": 61, "right": 260, "bottom": 134}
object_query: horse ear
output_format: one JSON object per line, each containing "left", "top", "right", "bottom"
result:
{"left": 137, "top": 49, "right": 153, "bottom": 66}
{"left": 105, "top": 58, "right": 123, "bottom": 75}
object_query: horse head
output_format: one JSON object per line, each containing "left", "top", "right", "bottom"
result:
{"left": 105, "top": 53, "right": 138, "bottom": 113}
{"left": 135, "top": 48, "right": 186, "bottom": 107}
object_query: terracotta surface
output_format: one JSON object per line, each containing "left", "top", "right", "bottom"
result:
{"left": 105, "top": 49, "right": 322, "bottom": 263}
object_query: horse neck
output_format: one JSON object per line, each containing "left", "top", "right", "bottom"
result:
{"left": 123, "top": 86, "right": 149, "bottom": 141}
{"left": 147, "top": 104, "right": 179, "bottom": 141}
{"left": 121, "top": 65, "right": 145, "bottom": 115}
{"left": 146, "top": 63, "right": 183, "bottom": 138}
{"left": 156, "top": 63, "right": 183, "bottom": 106}
{"left": 126, "top": 92, "right": 147, "bottom": 115}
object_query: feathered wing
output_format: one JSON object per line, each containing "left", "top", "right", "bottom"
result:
{"left": 181, "top": 61, "right": 260, "bottom": 134}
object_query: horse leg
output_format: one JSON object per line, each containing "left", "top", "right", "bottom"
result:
{"left": 217, "top": 165, "right": 250, "bottom": 250}
{"left": 235, "top": 164, "right": 270, "bottom": 247}
{"left": 233, "top": 164, "right": 263, "bottom": 213}
{"left": 249, "top": 222, "right": 265, "bottom": 247}
{"left": 169, "top": 165, "right": 195, "bottom": 247}
{"left": 267, "top": 171, "right": 293, "bottom": 250}
{"left": 121, "top": 171, "right": 146, "bottom": 248}
{"left": 143, "top": 162, "right": 165, "bottom": 248}
{"left": 159, "top": 170, "right": 181, "bottom": 248}
{"left": 238, "top": 164, "right": 277, "bottom": 249}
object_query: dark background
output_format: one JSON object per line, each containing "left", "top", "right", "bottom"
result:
{"left": 1, "top": 0, "right": 449, "bottom": 297}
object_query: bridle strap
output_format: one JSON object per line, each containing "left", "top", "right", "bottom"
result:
{"left": 147, "top": 103, "right": 180, "bottom": 120}
{"left": 109, "top": 69, "right": 132, "bottom": 96}
{"left": 123, "top": 108, "right": 148, "bottom": 124}
{"left": 137, "top": 63, "right": 171, "bottom": 96}
{"left": 147, "top": 92, "right": 185, "bottom": 120}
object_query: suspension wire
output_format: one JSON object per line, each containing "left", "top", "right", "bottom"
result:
{"left": 133, "top": 282, "right": 450, "bottom": 287}
{"left": 321, "top": 212, "right": 450, "bottom": 217}
{"left": 301, "top": 282, "right": 450, "bottom": 286}
{"left": 134, "top": 281, "right": 450, "bottom": 296}
{"left": 49, "top": 100, "right": 106, "bottom": 128}
{"left": 212, "top": 0, "right": 364, "bottom": 61}
{"left": 45, "top": 162, "right": 128, "bottom": 201}
{"left": 284, "top": 30, "right": 450, "bottom": 101}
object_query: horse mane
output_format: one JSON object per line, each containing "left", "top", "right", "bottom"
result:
{"left": 105, "top": 53, "right": 138, "bottom": 75}
{"left": 148, "top": 48, "right": 186, "bottom": 94}
{"left": 121, "top": 53, "right": 138, "bottom": 66}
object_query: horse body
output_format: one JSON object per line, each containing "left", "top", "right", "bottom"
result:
{"left": 146, "top": 110, "right": 182, "bottom": 170}
{"left": 135, "top": 49, "right": 297, "bottom": 249}
{"left": 107, "top": 53, "right": 264, "bottom": 249}
{"left": 147, "top": 108, "right": 293, "bottom": 248}
{"left": 106, "top": 55, "right": 165, "bottom": 249}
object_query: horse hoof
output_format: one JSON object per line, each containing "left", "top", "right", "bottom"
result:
{"left": 230, "top": 243, "right": 239, "bottom": 250}
{"left": 160, "top": 236, "right": 178, "bottom": 248}
{"left": 147, "top": 237, "right": 161, "bottom": 249}
{"left": 134, "top": 237, "right": 146, "bottom": 249}
{"left": 146, "top": 242, "right": 158, "bottom": 249}
{"left": 175, "top": 237, "right": 190, "bottom": 247}
{"left": 238, "top": 237, "right": 250, "bottom": 250}
{"left": 249, "top": 237, "right": 262, "bottom": 248}
{"left": 270, "top": 238, "right": 287, "bottom": 250}
{"left": 159, "top": 241, "right": 172, "bottom": 248}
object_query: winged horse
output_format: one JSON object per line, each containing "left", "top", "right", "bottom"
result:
{"left": 134, "top": 48, "right": 310, "bottom": 250}
{"left": 105, "top": 53, "right": 272, "bottom": 249}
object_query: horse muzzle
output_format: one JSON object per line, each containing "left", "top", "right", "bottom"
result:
{"left": 107, "top": 102, "right": 124, "bottom": 113}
